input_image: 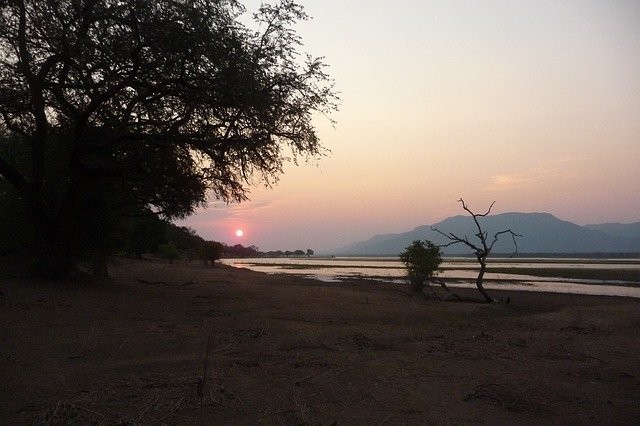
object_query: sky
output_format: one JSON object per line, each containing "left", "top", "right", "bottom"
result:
{"left": 180, "top": 0, "right": 640, "bottom": 253}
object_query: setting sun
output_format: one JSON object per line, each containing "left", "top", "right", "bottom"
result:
{"left": 235, "top": 229, "right": 244, "bottom": 237}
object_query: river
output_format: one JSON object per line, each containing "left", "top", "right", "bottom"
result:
{"left": 221, "top": 257, "right": 640, "bottom": 298}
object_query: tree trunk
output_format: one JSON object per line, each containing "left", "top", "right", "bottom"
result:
{"left": 22, "top": 175, "right": 89, "bottom": 279}
{"left": 37, "top": 225, "right": 76, "bottom": 279}
{"left": 25, "top": 193, "right": 77, "bottom": 279}
{"left": 475, "top": 258, "right": 494, "bottom": 303}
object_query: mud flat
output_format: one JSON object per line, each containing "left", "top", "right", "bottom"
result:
{"left": 1, "top": 258, "right": 639, "bottom": 424}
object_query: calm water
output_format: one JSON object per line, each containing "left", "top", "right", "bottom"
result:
{"left": 222, "top": 257, "right": 640, "bottom": 298}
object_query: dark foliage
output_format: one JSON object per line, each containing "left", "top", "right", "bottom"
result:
{"left": 225, "top": 243, "right": 261, "bottom": 258}
{"left": 125, "top": 214, "right": 168, "bottom": 258}
{"left": 198, "top": 240, "right": 225, "bottom": 266}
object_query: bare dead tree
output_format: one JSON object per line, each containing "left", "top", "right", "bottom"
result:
{"left": 432, "top": 199, "right": 521, "bottom": 303}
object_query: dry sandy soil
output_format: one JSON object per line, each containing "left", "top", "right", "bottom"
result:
{"left": 1, "top": 258, "right": 639, "bottom": 425}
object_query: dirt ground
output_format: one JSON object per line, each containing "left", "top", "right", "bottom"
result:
{"left": 1, "top": 258, "right": 639, "bottom": 425}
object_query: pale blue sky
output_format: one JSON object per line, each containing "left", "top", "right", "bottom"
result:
{"left": 181, "top": 0, "right": 640, "bottom": 252}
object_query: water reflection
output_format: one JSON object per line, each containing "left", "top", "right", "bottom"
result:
{"left": 222, "top": 257, "right": 640, "bottom": 298}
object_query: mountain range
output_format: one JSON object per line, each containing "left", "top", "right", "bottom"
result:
{"left": 333, "top": 213, "right": 640, "bottom": 256}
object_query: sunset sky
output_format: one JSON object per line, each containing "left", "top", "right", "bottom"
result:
{"left": 180, "top": 0, "right": 640, "bottom": 252}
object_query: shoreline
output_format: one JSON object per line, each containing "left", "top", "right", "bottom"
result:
{"left": 2, "top": 258, "right": 639, "bottom": 424}
{"left": 223, "top": 257, "right": 640, "bottom": 298}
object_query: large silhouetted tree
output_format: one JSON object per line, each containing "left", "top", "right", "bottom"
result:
{"left": 0, "top": 0, "right": 336, "bottom": 278}
{"left": 433, "top": 199, "right": 521, "bottom": 303}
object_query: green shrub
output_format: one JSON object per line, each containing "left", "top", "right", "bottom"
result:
{"left": 400, "top": 240, "right": 442, "bottom": 293}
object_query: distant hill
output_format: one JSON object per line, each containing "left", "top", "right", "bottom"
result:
{"left": 333, "top": 213, "right": 640, "bottom": 256}
{"left": 584, "top": 222, "right": 640, "bottom": 239}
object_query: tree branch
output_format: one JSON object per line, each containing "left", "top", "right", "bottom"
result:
{"left": 488, "top": 229, "right": 522, "bottom": 257}
{"left": 431, "top": 226, "right": 481, "bottom": 253}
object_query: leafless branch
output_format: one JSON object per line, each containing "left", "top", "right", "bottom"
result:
{"left": 458, "top": 198, "right": 495, "bottom": 217}
{"left": 488, "top": 229, "right": 522, "bottom": 257}
{"left": 431, "top": 227, "right": 481, "bottom": 253}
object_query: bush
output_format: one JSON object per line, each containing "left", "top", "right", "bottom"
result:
{"left": 400, "top": 240, "right": 442, "bottom": 293}
{"left": 198, "top": 241, "right": 224, "bottom": 266}
{"left": 158, "top": 241, "right": 180, "bottom": 264}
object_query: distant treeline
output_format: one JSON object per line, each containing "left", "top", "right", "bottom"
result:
{"left": 460, "top": 252, "right": 640, "bottom": 259}
{"left": 231, "top": 248, "right": 316, "bottom": 259}
{"left": 222, "top": 244, "right": 314, "bottom": 259}
{"left": 335, "top": 252, "right": 640, "bottom": 260}
{"left": 125, "top": 216, "right": 314, "bottom": 263}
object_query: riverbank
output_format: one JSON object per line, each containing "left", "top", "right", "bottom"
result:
{"left": 2, "top": 258, "right": 639, "bottom": 424}
{"left": 224, "top": 257, "right": 640, "bottom": 298}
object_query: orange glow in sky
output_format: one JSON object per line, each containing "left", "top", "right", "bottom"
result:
{"left": 181, "top": 0, "right": 640, "bottom": 252}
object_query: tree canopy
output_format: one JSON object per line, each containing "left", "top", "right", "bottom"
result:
{"left": 0, "top": 0, "right": 336, "bottom": 277}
